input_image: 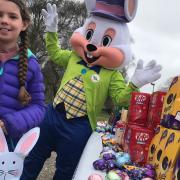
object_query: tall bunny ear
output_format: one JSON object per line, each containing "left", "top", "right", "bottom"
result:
{"left": 84, "top": 0, "right": 96, "bottom": 12}
{"left": 124, "top": 0, "right": 138, "bottom": 22}
{"left": 0, "top": 127, "right": 9, "bottom": 152}
{"left": 87, "top": 0, "right": 138, "bottom": 23}
{"left": 14, "top": 127, "right": 40, "bottom": 156}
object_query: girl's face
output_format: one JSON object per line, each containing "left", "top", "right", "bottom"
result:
{"left": 0, "top": 0, "right": 29, "bottom": 46}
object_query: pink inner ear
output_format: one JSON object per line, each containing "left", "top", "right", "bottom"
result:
{"left": 128, "top": 0, "right": 135, "bottom": 16}
{"left": 19, "top": 133, "right": 37, "bottom": 154}
{"left": 0, "top": 136, "right": 5, "bottom": 152}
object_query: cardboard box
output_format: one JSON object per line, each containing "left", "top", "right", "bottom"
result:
{"left": 124, "top": 124, "right": 154, "bottom": 164}
{"left": 147, "top": 91, "right": 166, "bottom": 130}
{"left": 147, "top": 125, "right": 165, "bottom": 164}
{"left": 160, "top": 76, "right": 180, "bottom": 130}
{"left": 128, "top": 92, "right": 150, "bottom": 126}
{"left": 148, "top": 127, "right": 180, "bottom": 179}
{"left": 149, "top": 91, "right": 166, "bottom": 108}
{"left": 173, "top": 157, "right": 180, "bottom": 180}
{"left": 115, "top": 109, "right": 128, "bottom": 146}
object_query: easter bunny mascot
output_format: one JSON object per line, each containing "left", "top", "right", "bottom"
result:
{"left": 21, "top": 0, "right": 162, "bottom": 180}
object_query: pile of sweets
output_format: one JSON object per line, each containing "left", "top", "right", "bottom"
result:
{"left": 96, "top": 121, "right": 122, "bottom": 151}
{"left": 96, "top": 121, "right": 113, "bottom": 133}
{"left": 92, "top": 122, "right": 156, "bottom": 180}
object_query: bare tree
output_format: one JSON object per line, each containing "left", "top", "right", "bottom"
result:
{"left": 27, "top": 0, "right": 87, "bottom": 103}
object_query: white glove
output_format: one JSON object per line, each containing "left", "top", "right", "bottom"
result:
{"left": 131, "top": 59, "right": 162, "bottom": 88}
{"left": 41, "top": 3, "right": 58, "bottom": 32}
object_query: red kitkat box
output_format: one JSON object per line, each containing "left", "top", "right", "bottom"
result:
{"left": 149, "top": 91, "right": 166, "bottom": 108}
{"left": 147, "top": 91, "right": 166, "bottom": 129}
{"left": 124, "top": 124, "right": 154, "bottom": 165}
{"left": 128, "top": 92, "right": 151, "bottom": 126}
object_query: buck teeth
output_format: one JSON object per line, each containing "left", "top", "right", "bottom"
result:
{"left": 87, "top": 52, "right": 93, "bottom": 58}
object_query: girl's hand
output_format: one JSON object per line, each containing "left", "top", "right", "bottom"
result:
{"left": 0, "top": 120, "right": 8, "bottom": 135}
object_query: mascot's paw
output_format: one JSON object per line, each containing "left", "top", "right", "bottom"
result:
{"left": 41, "top": 3, "right": 58, "bottom": 32}
{"left": 131, "top": 59, "right": 162, "bottom": 88}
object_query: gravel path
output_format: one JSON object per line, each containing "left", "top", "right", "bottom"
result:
{"left": 37, "top": 152, "right": 56, "bottom": 180}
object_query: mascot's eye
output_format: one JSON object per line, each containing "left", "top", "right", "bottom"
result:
{"left": 85, "top": 29, "right": 94, "bottom": 41}
{"left": 102, "top": 35, "right": 112, "bottom": 46}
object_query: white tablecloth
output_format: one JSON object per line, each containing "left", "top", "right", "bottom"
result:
{"left": 72, "top": 132, "right": 106, "bottom": 180}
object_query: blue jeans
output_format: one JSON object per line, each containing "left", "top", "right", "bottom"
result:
{"left": 20, "top": 104, "right": 92, "bottom": 180}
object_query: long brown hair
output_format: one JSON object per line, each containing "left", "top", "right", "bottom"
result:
{"left": 8, "top": 0, "right": 31, "bottom": 105}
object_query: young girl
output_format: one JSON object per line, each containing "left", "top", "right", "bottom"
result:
{"left": 0, "top": 0, "right": 46, "bottom": 151}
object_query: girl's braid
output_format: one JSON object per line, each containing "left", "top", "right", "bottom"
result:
{"left": 8, "top": 0, "right": 32, "bottom": 105}
{"left": 18, "top": 30, "right": 31, "bottom": 105}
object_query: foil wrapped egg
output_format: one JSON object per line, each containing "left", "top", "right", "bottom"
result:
{"left": 105, "top": 171, "right": 122, "bottom": 180}
{"left": 88, "top": 173, "right": 104, "bottom": 180}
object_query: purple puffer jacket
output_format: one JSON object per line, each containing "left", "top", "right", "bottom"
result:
{"left": 0, "top": 50, "right": 46, "bottom": 138}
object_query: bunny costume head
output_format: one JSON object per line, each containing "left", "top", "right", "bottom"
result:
{"left": 70, "top": 0, "right": 138, "bottom": 69}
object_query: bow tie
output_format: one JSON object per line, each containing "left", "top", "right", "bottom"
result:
{"left": 77, "top": 60, "right": 101, "bottom": 74}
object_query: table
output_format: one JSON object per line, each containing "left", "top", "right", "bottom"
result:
{"left": 72, "top": 132, "right": 106, "bottom": 179}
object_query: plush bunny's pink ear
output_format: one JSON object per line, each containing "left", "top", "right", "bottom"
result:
{"left": 124, "top": 0, "right": 138, "bottom": 22}
{"left": 0, "top": 127, "right": 9, "bottom": 152}
{"left": 14, "top": 127, "right": 40, "bottom": 156}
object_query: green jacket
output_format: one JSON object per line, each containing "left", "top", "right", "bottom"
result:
{"left": 45, "top": 32, "right": 138, "bottom": 130}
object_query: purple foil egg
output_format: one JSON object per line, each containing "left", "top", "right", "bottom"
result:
{"left": 143, "top": 169, "right": 155, "bottom": 178}
{"left": 103, "top": 153, "right": 116, "bottom": 161}
{"left": 93, "top": 159, "right": 107, "bottom": 171}
{"left": 132, "top": 169, "right": 140, "bottom": 177}
{"left": 172, "top": 120, "right": 180, "bottom": 130}
{"left": 144, "top": 164, "right": 154, "bottom": 170}
{"left": 106, "top": 160, "right": 116, "bottom": 170}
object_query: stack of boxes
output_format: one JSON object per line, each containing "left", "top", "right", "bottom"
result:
{"left": 114, "top": 77, "right": 180, "bottom": 179}
{"left": 148, "top": 76, "right": 180, "bottom": 180}
{"left": 120, "top": 90, "right": 166, "bottom": 165}
{"left": 123, "top": 92, "right": 155, "bottom": 165}
{"left": 147, "top": 91, "right": 166, "bottom": 130}
{"left": 114, "top": 109, "right": 128, "bottom": 147}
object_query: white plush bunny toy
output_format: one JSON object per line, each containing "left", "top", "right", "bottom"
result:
{"left": 0, "top": 127, "right": 40, "bottom": 180}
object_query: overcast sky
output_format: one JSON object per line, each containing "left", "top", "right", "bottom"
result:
{"left": 76, "top": 0, "right": 180, "bottom": 93}
{"left": 128, "top": 0, "right": 180, "bottom": 93}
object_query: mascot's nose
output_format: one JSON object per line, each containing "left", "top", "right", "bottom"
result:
{"left": 87, "top": 44, "right": 97, "bottom": 52}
